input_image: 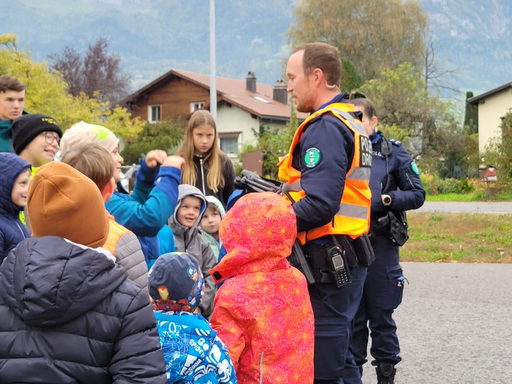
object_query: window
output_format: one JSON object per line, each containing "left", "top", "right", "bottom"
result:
{"left": 219, "top": 132, "right": 240, "bottom": 154}
{"left": 190, "top": 101, "right": 205, "bottom": 113}
{"left": 148, "top": 105, "right": 161, "bottom": 123}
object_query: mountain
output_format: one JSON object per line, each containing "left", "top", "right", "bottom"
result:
{"left": 421, "top": 0, "right": 512, "bottom": 95}
{"left": 2, "top": 0, "right": 295, "bottom": 90}
{"left": 2, "top": 0, "right": 511, "bottom": 97}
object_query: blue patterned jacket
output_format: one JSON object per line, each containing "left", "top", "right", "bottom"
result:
{"left": 155, "top": 311, "right": 237, "bottom": 384}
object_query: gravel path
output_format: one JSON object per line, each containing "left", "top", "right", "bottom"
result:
{"left": 361, "top": 262, "right": 512, "bottom": 383}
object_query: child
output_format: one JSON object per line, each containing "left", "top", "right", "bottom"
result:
{"left": 59, "top": 121, "right": 184, "bottom": 266}
{"left": 0, "top": 153, "right": 30, "bottom": 262}
{"left": 11, "top": 114, "right": 62, "bottom": 169}
{"left": 210, "top": 192, "right": 315, "bottom": 383}
{"left": 168, "top": 185, "right": 216, "bottom": 317}
{"left": 201, "top": 195, "right": 225, "bottom": 261}
{"left": 149, "top": 252, "right": 237, "bottom": 384}
{"left": 11, "top": 114, "right": 63, "bottom": 228}
{"left": 62, "top": 143, "right": 149, "bottom": 291}
{"left": 0, "top": 162, "right": 166, "bottom": 382}
{"left": 175, "top": 110, "right": 235, "bottom": 207}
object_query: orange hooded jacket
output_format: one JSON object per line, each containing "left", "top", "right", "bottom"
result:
{"left": 210, "top": 192, "right": 314, "bottom": 384}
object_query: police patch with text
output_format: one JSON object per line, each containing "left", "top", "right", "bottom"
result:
{"left": 304, "top": 147, "right": 322, "bottom": 168}
{"left": 359, "top": 136, "right": 372, "bottom": 167}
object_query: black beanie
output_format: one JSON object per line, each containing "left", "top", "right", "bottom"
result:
{"left": 12, "top": 114, "right": 63, "bottom": 155}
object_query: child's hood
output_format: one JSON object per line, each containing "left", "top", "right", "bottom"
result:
{"left": 169, "top": 184, "right": 208, "bottom": 230}
{"left": 205, "top": 195, "right": 226, "bottom": 217}
{"left": 0, "top": 153, "right": 31, "bottom": 217}
{"left": 211, "top": 192, "right": 297, "bottom": 282}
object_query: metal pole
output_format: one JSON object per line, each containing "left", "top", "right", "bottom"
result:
{"left": 209, "top": 0, "right": 217, "bottom": 121}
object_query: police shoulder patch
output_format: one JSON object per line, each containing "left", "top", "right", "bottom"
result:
{"left": 389, "top": 139, "right": 402, "bottom": 147}
{"left": 411, "top": 161, "right": 420, "bottom": 175}
{"left": 304, "top": 147, "right": 322, "bottom": 168}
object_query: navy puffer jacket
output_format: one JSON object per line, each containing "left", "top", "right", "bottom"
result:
{"left": 0, "top": 236, "right": 167, "bottom": 383}
{"left": 0, "top": 152, "right": 31, "bottom": 262}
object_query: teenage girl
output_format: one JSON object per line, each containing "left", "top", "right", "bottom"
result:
{"left": 175, "top": 110, "right": 235, "bottom": 207}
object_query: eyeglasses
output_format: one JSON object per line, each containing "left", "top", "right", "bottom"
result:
{"left": 43, "top": 132, "right": 60, "bottom": 146}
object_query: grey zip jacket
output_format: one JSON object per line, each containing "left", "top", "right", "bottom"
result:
{"left": 168, "top": 184, "right": 217, "bottom": 316}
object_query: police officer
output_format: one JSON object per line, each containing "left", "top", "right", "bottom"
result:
{"left": 348, "top": 98, "right": 425, "bottom": 383}
{"left": 280, "top": 43, "right": 373, "bottom": 384}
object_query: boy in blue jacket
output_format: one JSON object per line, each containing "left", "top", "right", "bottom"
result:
{"left": 149, "top": 252, "right": 237, "bottom": 384}
{"left": 0, "top": 153, "right": 31, "bottom": 262}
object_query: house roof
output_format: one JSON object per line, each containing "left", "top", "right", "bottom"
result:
{"left": 468, "top": 81, "right": 512, "bottom": 105}
{"left": 125, "top": 69, "right": 308, "bottom": 121}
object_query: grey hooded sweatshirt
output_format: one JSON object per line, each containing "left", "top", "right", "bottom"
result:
{"left": 168, "top": 184, "right": 217, "bottom": 316}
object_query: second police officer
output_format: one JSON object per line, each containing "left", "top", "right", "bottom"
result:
{"left": 348, "top": 97, "right": 426, "bottom": 384}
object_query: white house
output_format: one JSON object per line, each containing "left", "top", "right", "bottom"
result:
{"left": 468, "top": 81, "right": 512, "bottom": 153}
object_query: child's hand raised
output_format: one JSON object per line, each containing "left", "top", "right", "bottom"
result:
{"left": 145, "top": 150, "right": 168, "bottom": 168}
{"left": 162, "top": 155, "right": 185, "bottom": 171}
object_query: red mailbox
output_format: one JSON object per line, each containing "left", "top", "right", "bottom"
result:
{"left": 485, "top": 167, "right": 497, "bottom": 182}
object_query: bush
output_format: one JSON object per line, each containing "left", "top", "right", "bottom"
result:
{"left": 121, "top": 119, "right": 184, "bottom": 164}
{"left": 421, "top": 172, "right": 475, "bottom": 195}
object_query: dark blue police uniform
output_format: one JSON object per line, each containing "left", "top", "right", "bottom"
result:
{"left": 349, "top": 132, "right": 425, "bottom": 377}
{"left": 292, "top": 93, "right": 368, "bottom": 384}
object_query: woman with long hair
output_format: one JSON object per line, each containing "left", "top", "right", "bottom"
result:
{"left": 175, "top": 110, "right": 235, "bottom": 207}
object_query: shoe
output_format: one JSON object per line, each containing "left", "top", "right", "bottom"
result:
{"left": 376, "top": 363, "right": 396, "bottom": 384}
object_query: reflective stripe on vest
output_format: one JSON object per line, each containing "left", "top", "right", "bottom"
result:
{"left": 278, "top": 102, "right": 372, "bottom": 243}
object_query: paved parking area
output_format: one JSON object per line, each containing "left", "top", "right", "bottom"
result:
{"left": 361, "top": 262, "right": 512, "bottom": 384}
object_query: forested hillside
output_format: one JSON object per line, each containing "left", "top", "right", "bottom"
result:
{"left": 2, "top": 0, "right": 511, "bottom": 94}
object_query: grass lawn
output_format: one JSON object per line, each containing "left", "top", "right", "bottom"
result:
{"left": 426, "top": 190, "right": 512, "bottom": 202}
{"left": 401, "top": 212, "right": 512, "bottom": 263}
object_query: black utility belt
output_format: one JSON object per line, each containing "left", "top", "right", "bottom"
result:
{"left": 303, "top": 235, "right": 375, "bottom": 288}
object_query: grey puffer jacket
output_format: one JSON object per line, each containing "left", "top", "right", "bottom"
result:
{"left": 0, "top": 236, "right": 166, "bottom": 384}
{"left": 108, "top": 217, "right": 149, "bottom": 291}
{"left": 168, "top": 184, "right": 217, "bottom": 316}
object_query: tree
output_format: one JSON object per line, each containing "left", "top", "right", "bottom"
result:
{"left": 464, "top": 91, "right": 479, "bottom": 135}
{"left": 287, "top": 0, "right": 428, "bottom": 81}
{"left": 49, "top": 38, "right": 129, "bottom": 105}
{"left": 121, "top": 120, "right": 185, "bottom": 165}
{"left": 341, "top": 59, "right": 362, "bottom": 93}
{"left": 358, "top": 62, "right": 459, "bottom": 157}
{"left": 421, "top": 32, "right": 460, "bottom": 96}
{"left": 0, "top": 34, "right": 144, "bottom": 138}
{"left": 239, "top": 111, "right": 299, "bottom": 179}
{"left": 358, "top": 62, "right": 480, "bottom": 178}
{"left": 358, "top": 63, "right": 427, "bottom": 146}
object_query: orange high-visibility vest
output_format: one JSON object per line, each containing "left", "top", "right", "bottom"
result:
{"left": 278, "top": 102, "right": 372, "bottom": 244}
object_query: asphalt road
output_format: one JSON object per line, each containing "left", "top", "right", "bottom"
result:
{"left": 361, "top": 262, "right": 512, "bottom": 384}
{"left": 416, "top": 202, "right": 512, "bottom": 214}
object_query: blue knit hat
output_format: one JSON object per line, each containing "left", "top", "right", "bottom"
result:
{"left": 149, "top": 252, "right": 204, "bottom": 312}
